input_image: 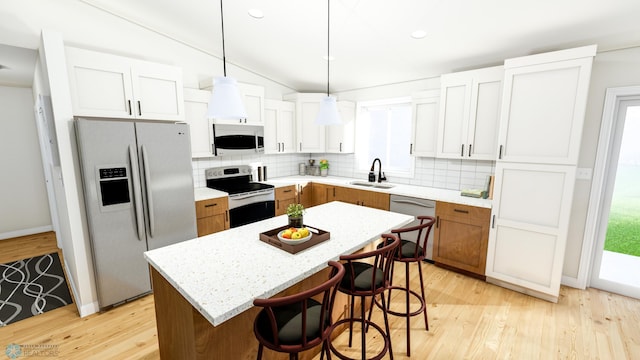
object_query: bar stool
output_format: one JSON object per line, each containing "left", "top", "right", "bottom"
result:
{"left": 328, "top": 234, "right": 400, "bottom": 360}
{"left": 370, "top": 216, "right": 436, "bottom": 356}
{"left": 253, "top": 261, "right": 345, "bottom": 360}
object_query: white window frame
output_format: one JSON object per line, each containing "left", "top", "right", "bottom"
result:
{"left": 355, "top": 97, "right": 415, "bottom": 179}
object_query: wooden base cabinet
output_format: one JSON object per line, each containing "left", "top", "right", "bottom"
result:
{"left": 334, "top": 186, "right": 389, "bottom": 211}
{"left": 310, "top": 183, "right": 390, "bottom": 211}
{"left": 275, "top": 185, "right": 297, "bottom": 216}
{"left": 433, "top": 201, "right": 490, "bottom": 277}
{"left": 195, "top": 197, "right": 229, "bottom": 236}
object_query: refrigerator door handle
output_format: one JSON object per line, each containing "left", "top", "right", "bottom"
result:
{"left": 141, "top": 145, "right": 155, "bottom": 238}
{"left": 129, "top": 146, "right": 145, "bottom": 241}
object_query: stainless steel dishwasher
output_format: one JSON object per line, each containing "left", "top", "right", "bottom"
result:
{"left": 389, "top": 194, "right": 436, "bottom": 262}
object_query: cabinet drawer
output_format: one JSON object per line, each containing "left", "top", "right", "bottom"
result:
{"left": 195, "top": 197, "right": 229, "bottom": 218}
{"left": 436, "top": 201, "right": 490, "bottom": 220}
{"left": 275, "top": 185, "right": 296, "bottom": 198}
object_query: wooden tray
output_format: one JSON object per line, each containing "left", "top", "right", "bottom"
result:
{"left": 259, "top": 225, "right": 330, "bottom": 254}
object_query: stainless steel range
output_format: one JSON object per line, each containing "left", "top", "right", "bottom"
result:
{"left": 205, "top": 165, "right": 275, "bottom": 228}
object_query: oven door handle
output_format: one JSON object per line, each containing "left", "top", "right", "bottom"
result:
{"left": 231, "top": 192, "right": 273, "bottom": 201}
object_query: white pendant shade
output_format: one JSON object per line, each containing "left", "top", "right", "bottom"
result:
{"left": 207, "top": 76, "right": 247, "bottom": 119}
{"left": 315, "top": 95, "right": 341, "bottom": 125}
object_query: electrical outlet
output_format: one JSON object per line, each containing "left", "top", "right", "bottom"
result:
{"left": 576, "top": 168, "right": 592, "bottom": 180}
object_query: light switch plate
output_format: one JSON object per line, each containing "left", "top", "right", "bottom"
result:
{"left": 576, "top": 168, "right": 593, "bottom": 180}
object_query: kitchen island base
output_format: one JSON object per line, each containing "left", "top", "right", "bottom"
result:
{"left": 151, "top": 266, "right": 349, "bottom": 360}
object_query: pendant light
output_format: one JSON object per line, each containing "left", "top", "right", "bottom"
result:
{"left": 207, "top": 0, "right": 247, "bottom": 119}
{"left": 315, "top": 0, "right": 341, "bottom": 125}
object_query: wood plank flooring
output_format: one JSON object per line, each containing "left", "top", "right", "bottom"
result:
{"left": 1, "top": 232, "right": 639, "bottom": 359}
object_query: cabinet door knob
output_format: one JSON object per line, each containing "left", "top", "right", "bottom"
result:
{"left": 461, "top": 144, "right": 465, "bottom": 157}
{"left": 137, "top": 101, "right": 142, "bottom": 116}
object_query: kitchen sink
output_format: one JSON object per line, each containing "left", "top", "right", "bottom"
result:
{"left": 349, "top": 180, "right": 395, "bottom": 189}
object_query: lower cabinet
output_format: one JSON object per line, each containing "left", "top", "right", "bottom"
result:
{"left": 195, "top": 197, "right": 230, "bottom": 237}
{"left": 275, "top": 185, "right": 298, "bottom": 216}
{"left": 310, "top": 183, "right": 389, "bottom": 211}
{"left": 334, "top": 186, "right": 389, "bottom": 211}
{"left": 433, "top": 201, "right": 490, "bottom": 277}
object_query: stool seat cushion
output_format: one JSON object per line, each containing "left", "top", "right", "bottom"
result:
{"left": 377, "top": 239, "right": 423, "bottom": 259}
{"left": 398, "top": 240, "right": 423, "bottom": 258}
{"left": 341, "top": 262, "right": 385, "bottom": 291}
{"left": 255, "top": 299, "right": 326, "bottom": 345}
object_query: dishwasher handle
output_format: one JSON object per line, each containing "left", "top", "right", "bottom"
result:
{"left": 390, "top": 199, "right": 435, "bottom": 208}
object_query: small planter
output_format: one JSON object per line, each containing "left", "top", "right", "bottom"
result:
{"left": 288, "top": 216, "right": 304, "bottom": 228}
{"left": 320, "top": 168, "right": 328, "bottom": 177}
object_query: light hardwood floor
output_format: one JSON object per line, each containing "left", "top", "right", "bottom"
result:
{"left": 1, "top": 232, "right": 639, "bottom": 359}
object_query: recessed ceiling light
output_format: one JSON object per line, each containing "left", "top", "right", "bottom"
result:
{"left": 248, "top": 8, "right": 264, "bottom": 19}
{"left": 323, "top": 55, "right": 335, "bottom": 61}
{"left": 411, "top": 30, "right": 427, "bottom": 39}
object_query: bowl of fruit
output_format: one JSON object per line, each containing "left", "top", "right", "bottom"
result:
{"left": 277, "top": 227, "right": 312, "bottom": 245}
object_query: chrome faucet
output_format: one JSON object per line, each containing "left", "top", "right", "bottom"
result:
{"left": 368, "top": 158, "right": 386, "bottom": 183}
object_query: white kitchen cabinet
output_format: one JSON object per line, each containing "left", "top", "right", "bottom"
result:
{"left": 496, "top": 48, "right": 595, "bottom": 165}
{"left": 326, "top": 101, "right": 355, "bottom": 153}
{"left": 291, "top": 94, "right": 325, "bottom": 152}
{"left": 486, "top": 45, "right": 596, "bottom": 302}
{"left": 264, "top": 99, "right": 296, "bottom": 154}
{"left": 199, "top": 80, "right": 265, "bottom": 125}
{"left": 184, "top": 88, "right": 214, "bottom": 158}
{"left": 436, "top": 66, "right": 503, "bottom": 160}
{"left": 410, "top": 89, "right": 440, "bottom": 157}
{"left": 486, "top": 163, "right": 576, "bottom": 302}
{"left": 66, "top": 47, "right": 184, "bottom": 121}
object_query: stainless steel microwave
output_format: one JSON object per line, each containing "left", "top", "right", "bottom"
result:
{"left": 212, "top": 124, "right": 264, "bottom": 156}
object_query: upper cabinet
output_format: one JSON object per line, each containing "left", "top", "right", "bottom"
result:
{"left": 326, "top": 101, "right": 356, "bottom": 153}
{"left": 436, "top": 66, "right": 503, "bottom": 160}
{"left": 283, "top": 93, "right": 355, "bottom": 153}
{"left": 66, "top": 47, "right": 184, "bottom": 121}
{"left": 264, "top": 99, "right": 296, "bottom": 154}
{"left": 496, "top": 47, "right": 595, "bottom": 165}
{"left": 410, "top": 89, "right": 440, "bottom": 157}
{"left": 199, "top": 79, "right": 265, "bottom": 125}
{"left": 183, "top": 88, "right": 214, "bottom": 158}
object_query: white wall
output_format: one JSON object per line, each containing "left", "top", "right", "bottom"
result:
{"left": 0, "top": 85, "right": 51, "bottom": 239}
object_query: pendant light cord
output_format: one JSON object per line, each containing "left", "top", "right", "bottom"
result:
{"left": 326, "top": 0, "right": 330, "bottom": 97}
{"left": 220, "top": 0, "right": 227, "bottom": 77}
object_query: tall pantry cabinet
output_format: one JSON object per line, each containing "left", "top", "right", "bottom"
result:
{"left": 485, "top": 45, "right": 596, "bottom": 302}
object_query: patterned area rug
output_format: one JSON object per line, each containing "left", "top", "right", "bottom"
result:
{"left": 0, "top": 252, "right": 73, "bottom": 327}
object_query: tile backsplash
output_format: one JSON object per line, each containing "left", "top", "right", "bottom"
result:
{"left": 192, "top": 154, "right": 494, "bottom": 191}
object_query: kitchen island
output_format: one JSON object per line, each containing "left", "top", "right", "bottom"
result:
{"left": 144, "top": 201, "right": 413, "bottom": 359}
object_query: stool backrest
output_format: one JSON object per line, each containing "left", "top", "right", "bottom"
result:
{"left": 391, "top": 216, "right": 436, "bottom": 260}
{"left": 339, "top": 234, "right": 400, "bottom": 296}
{"left": 253, "top": 261, "right": 345, "bottom": 348}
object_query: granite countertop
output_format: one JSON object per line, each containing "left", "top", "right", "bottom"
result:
{"left": 264, "top": 175, "right": 493, "bottom": 208}
{"left": 143, "top": 201, "right": 413, "bottom": 327}
{"left": 194, "top": 187, "right": 227, "bottom": 201}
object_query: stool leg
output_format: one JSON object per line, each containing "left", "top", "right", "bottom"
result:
{"left": 348, "top": 295, "right": 355, "bottom": 347}
{"left": 256, "top": 343, "right": 263, "bottom": 360}
{"left": 405, "top": 262, "right": 411, "bottom": 356}
{"left": 418, "top": 261, "right": 429, "bottom": 330}
{"left": 360, "top": 296, "right": 366, "bottom": 360}
{"left": 380, "top": 292, "right": 394, "bottom": 360}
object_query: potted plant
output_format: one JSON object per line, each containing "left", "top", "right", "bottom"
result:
{"left": 319, "top": 159, "right": 329, "bottom": 177}
{"left": 286, "top": 203, "right": 305, "bottom": 228}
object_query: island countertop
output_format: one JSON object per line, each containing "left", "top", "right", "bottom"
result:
{"left": 144, "top": 201, "right": 413, "bottom": 327}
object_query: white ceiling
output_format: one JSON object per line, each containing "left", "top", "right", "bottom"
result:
{"left": 3, "top": 0, "right": 640, "bottom": 91}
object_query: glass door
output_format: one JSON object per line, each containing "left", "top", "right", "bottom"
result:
{"left": 590, "top": 101, "right": 640, "bottom": 298}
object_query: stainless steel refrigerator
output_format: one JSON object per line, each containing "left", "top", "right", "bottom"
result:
{"left": 75, "top": 118, "right": 197, "bottom": 309}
